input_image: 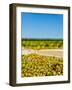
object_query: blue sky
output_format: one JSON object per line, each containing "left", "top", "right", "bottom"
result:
{"left": 21, "top": 12, "right": 63, "bottom": 39}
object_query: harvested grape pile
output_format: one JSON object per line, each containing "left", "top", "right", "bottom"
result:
{"left": 21, "top": 54, "right": 63, "bottom": 77}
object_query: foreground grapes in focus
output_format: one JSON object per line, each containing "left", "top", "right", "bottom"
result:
{"left": 21, "top": 54, "right": 63, "bottom": 77}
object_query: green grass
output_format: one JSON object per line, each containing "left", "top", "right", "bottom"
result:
{"left": 21, "top": 54, "right": 63, "bottom": 77}
{"left": 22, "top": 39, "right": 63, "bottom": 50}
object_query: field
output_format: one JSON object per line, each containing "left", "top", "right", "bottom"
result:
{"left": 21, "top": 39, "right": 63, "bottom": 77}
{"left": 22, "top": 39, "right": 63, "bottom": 50}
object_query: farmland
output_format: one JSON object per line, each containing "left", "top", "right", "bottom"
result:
{"left": 22, "top": 39, "right": 63, "bottom": 50}
{"left": 21, "top": 39, "right": 63, "bottom": 77}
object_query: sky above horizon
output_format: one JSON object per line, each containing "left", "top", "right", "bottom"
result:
{"left": 21, "top": 12, "right": 63, "bottom": 39}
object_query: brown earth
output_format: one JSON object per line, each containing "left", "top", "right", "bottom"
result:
{"left": 22, "top": 48, "right": 63, "bottom": 58}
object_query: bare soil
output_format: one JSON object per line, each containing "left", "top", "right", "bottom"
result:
{"left": 22, "top": 47, "right": 63, "bottom": 58}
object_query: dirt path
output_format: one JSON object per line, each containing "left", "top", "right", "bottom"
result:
{"left": 22, "top": 48, "right": 63, "bottom": 58}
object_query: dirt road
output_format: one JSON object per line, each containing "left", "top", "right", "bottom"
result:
{"left": 22, "top": 48, "right": 63, "bottom": 58}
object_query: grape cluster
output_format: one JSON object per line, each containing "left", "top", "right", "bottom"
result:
{"left": 21, "top": 54, "right": 63, "bottom": 77}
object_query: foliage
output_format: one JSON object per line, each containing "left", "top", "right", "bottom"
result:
{"left": 22, "top": 39, "right": 63, "bottom": 50}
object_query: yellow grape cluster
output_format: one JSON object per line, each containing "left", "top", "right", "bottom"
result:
{"left": 21, "top": 54, "right": 63, "bottom": 77}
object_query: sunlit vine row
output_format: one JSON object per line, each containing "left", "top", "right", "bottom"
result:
{"left": 22, "top": 39, "right": 63, "bottom": 49}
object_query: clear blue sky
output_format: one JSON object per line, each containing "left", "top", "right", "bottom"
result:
{"left": 21, "top": 12, "right": 63, "bottom": 39}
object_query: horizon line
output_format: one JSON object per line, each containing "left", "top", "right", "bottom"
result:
{"left": 22, "top": 38, "right": 63, "bottom": 40}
